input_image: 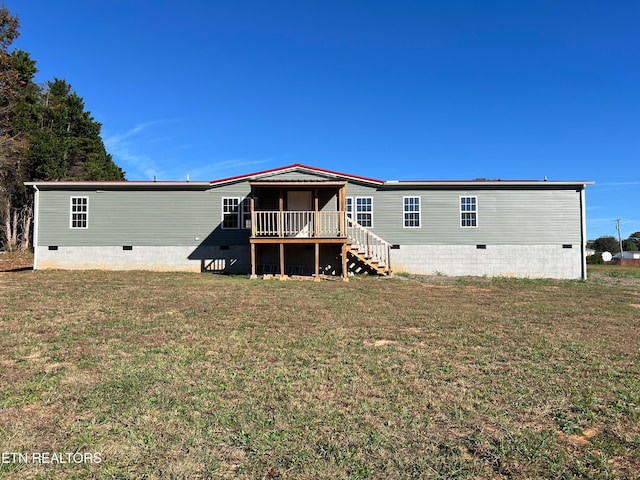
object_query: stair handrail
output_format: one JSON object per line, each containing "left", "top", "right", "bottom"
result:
{"left": 345, "top": 216, "right": 392, "bottom": 274}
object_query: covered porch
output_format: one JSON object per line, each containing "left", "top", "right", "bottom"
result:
{"left": 249, "top": 180, "right": 349, "bottom": 281}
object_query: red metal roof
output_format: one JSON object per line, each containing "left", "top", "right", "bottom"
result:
{"left": 208, "top": 163, "right": 385, "bottom": 186}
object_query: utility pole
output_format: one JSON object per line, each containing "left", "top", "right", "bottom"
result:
{"left": 616, "top": 219, "right": 624, "bottom": 261}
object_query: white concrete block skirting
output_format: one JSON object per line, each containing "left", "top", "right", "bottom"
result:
{"left": 36, "top": 244, "right": 582, "bottom": 279}
{"left": 390, "top": 244, "right": 583, "bottom": 279}
{"left": 35, "top": 245, "right": 251, "bottom": 273}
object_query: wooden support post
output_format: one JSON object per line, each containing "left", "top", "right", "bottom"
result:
{"left": 250, "top": 242, "right": 257, "bottom": 279}
{"left": 279, "top": 242, "right": 285, "bottom": 280}
{"left": 314, "top": 188, "right": 319, "bottom": 237}
{"left": 314, "top": 242, "right": 320, "bottom": 281}
{"left": 338, "top": 185, "right": 346, "bottom": 237}
{"left": 387, "top": 244, "right": 392, "bottom": 276}
{"left": 250, "top": 186, "right": 256, "bottom": 237}
{"left": 341, "top": 243, "right": 349, "bottom": 282}
{"left": 277, "top": 189, "right": 284, "bottom": 237}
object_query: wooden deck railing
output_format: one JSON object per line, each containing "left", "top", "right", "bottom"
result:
{"left": 253, "top": 211, "right": 345, "bottom": 238}
{"left": 346, "top": 216, "right": 392, "bottom": 273}
{"left": 251, "top": 211, "right": 392, "bottom": 275}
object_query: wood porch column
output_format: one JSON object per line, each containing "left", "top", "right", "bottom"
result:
{"left": 250, "top": 186, "right": 256, "bottom": 237}
{"left": 278, "top": 188, "right": 284, "bottom": 237}
{"left": 249, "top": 186, "right": 257, "bottom": 279}
{"left": 314, "top": 188, "right": 319, "bottom": 237}
{"left": 250, "top": 242, "right": 257, "bottom": 279}
{"left": 341, "top": 243, "right": 349, "bottom": 282}
{"left": 314, "top": 243, "right": 320, "bottom": 281}
{"left": 339, "top": 185, "right": 346, "bottom": 237}
{"left": 279, "top": 242, "right": 285, "bottom": 280}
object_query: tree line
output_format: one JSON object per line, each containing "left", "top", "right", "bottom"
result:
{"left": 589, "top": 233, "right": 640, "bottom": 254}
{"left": 1, "top": 5, "right": 124, "bottom": 251}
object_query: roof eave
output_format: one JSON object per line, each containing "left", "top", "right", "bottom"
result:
{"left": 24, "top": 181, "right": 212, "bottom": 188}
{"left": 383, "top": 180, "right": 595, "bottom": 187}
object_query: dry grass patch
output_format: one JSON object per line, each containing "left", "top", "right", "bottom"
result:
{"left": 0, "top": 269, "right": 638, "bottom": 478}
{"left": 0, "top": 251, "right": 32, "bottom": 272}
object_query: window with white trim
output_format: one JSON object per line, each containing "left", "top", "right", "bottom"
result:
{"left": 460, "top": 196, "right": 477, "bottom": 227}
{"left": 403, "top": 196, "right": 420, "bottom": 228}
{"left": 355, "top": 197, "right": 373, "bottom": 227}
{"left": 70, "top": 197, "right": 88, "bottom": 229}
{"left": 222, "top": 197, "right": 240, "bottom": 229}
{"left": 346, "top": 197, "right": 353, "bottom": 220}
{"left": 241, "top": 197, "right": 252, "bottom": 229}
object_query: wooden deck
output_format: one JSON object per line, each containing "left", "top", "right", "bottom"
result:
{"left": 247, "top": 182, "right": 390, "bottom": 280}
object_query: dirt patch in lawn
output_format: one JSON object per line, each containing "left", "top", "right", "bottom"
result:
{"left": 0, "top": 251, "right": 33, "bottom": 272}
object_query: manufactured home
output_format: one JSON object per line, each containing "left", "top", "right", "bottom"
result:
{"left": 27, "top": 164, "right": 593, "bottom": 279}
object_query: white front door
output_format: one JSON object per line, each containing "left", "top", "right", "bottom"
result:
{"left": 287, "top": 191, "right": 312, "bottom": 237}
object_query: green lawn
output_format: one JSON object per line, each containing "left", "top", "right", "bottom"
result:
{"left": 0, "top": 267, "right": 639, "bottom": 479}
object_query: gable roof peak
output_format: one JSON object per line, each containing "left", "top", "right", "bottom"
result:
{"left": 209, "top": 163, "right": 384, "bottom": 186}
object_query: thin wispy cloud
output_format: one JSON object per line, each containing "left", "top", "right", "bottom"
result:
{"left": 209, "top": 158, "right": 271, "bottom": 173}
{"left": 213, "top": 155, "right": 297, "bottom": 170}
{"left": 588, "top": 216, "right": 640, "bottom": 237}
{"left": 181, "top": 160, "right": 266, "bottom": 181}
{"left": 105, "top": 123, "right": 146, "bottom": 142}
{"left": 104, "top": 120, "right": 293, "bottom": 180}
{"left": 180, "top": 157, "right": 296, "bottom": 181}
{"left": 104, "top": 122, "right": 173, "bottom": 180}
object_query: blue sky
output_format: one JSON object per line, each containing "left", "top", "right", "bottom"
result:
{"left": 10, "top": 0, "right": 640, "bottom": 240}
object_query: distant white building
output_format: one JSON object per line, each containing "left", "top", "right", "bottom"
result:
{"left": 613, "top": 251, "right": 640, "bottom": 260}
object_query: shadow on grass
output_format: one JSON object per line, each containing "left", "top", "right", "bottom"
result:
{"left": 0, "top": 266, "right": 33, "bottom": 273}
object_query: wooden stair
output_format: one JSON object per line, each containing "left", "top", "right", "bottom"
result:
{"left": 347, "top": 247, "right": 390, "bottom": 276}
{"left": 345, "top": 217, "right": 392, "bottom": 276}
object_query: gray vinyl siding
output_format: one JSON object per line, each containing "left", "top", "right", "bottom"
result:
{"left": 319, "top": 189, "right": 338, "bottom": 212}
{"left": 36, "top": 177, "right": 582, "bottom": 249}
{"left": 261, "top": 171, "right": 334, "bottom": 181}
{"left": 208, "top": 183, "right": 253, "bottom": 245}
{"left": 346, "top": 184, "right": 582, "bottom": 245}
{"left": 38, "top": 183, "right": 252, "bottom": 247}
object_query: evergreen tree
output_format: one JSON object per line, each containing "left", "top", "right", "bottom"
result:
{"left": 0, "top": 5, "right": 27, "bottom": 251}
{"left": 0, "top": 6, "right": 20, "bottom": 130}
{"left": 0, "top": 4, "right": 124, "bottom": 250}
{"left": 5, "top": 50, "right": 40, "bottom": 196}
{"left": 31, "top": 78, "right": 124, "bottom": 181}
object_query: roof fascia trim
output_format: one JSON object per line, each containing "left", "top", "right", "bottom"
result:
{"left": 382, "top": 180, "right": 595, "bottom": 188}
{"left": 209, "top": 163, "right": 384, "bottom": 186}
{"left": 24, "top": 181, "right": 211, "bottom": 188}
